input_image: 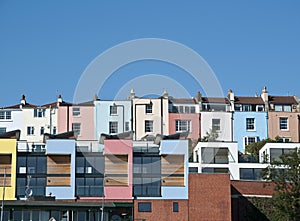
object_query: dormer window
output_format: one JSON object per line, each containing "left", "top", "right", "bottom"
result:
{"left": 34, "top": 109, "right": 45, "bottom": 118}
{"left": 275, "top": 105, "right": 291, "bottom": 112}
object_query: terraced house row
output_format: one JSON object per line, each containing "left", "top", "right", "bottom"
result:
{"left": 0, "top": 86, "right": 300, "bottom": 221}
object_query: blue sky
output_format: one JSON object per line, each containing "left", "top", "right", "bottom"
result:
{"left": 0, "top": 1, "right": 299, "bottom": 106}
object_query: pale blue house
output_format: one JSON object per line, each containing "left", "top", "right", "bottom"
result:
{"left": 232, "top": 96, "right": 268, "bottom": 153}
{"left": 94, "top": 100, "right": 132, "bottom": 139}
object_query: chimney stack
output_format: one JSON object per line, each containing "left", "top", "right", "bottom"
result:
{"left": 130, "top": 89, "right": 135, "bottom": 100}
{"left": 227, "top": 89, "right": 234, "bottom": 111}
{"left": 261, "top": 86, "right": 269, "bottom": 111}
{"left": 57, "top": 95, "right": 63, "bottom": 104}
{"left": 163, "top": 89, "right": 168, "bottom": 99}
{"left": 20, "top": 94, "right": 26, "bottom": 105}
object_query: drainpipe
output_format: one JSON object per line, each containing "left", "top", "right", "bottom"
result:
{"left": 298, "top": 115, "right": 300, "bottom": 142}
{"left": 161, "top": 97, "right": 163, "bottom": 135}
{"left": 231, "top": 111, "right": 234, "bottom": 142}
{"left": 67, "top": 105, "right": 70, "bottom": 132}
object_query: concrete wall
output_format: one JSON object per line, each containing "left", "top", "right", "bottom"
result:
{"left": 0, "top": 109, "right": 22, "bottom": 133}
{"left": 234, "top": 112, "right": 268, "bottom": 152}
{"left": 201, "top": 112, "right": 233, "bottom": 142}
{"left": 94, "top": 100, "right": 131, "bottom": 139}
{"left": 45, "top": 139, "right": 76, "bottom": 199}
{"left": 0, "top": 139, "right": 17, "bottom": 200}
{"left": 268, "top": 112, "right": 299, "bottom": 142}
{"left": 21, "top": 107, "right": 58, "bottom": 143}
{"left": 160, "top": 140, "right": 189, "bottom": 200}
{"left": 58, "top": 105, "right": 94, "bottom": 140}
{"left": 133, "top": 98, "right": 168, "bottom": 140}
{"left": 104, "top": 140, "right": 133, "bottom": 200}
{"left": 168, "top": 113, "right": 201, "bottom": 141}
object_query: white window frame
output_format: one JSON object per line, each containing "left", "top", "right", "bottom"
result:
{"left": 145, "top": 120, "right": 153, "bottom": 132}
{"left": 256, "top": 105, "right": 264, "bottom": 112}
{"left": 110, "top": 106, "right": 118, "bottom": 115}
{"left": 279, "top": 117, "right": 288, "bottom": 130}
{"left": 145, "top": 104, "right": 153, "bottom": 114}
{"left": 0, "top": 127, "right": 6, "bottom": 134}
{"left": 246, "top": 118, "right": 255, "bottom": 131}
{"left": 72, "top": 123, "right": 81, "bottom": 135}
{"left": 212, "top": 119, "right": 221, "bottom": 132}
{"left": 175, "top": 120, "right": 191, "bottom": 132}
{"left": 244, "top": 136, "right": 258, "bottom": 148}
{"left": 27, "top": 126, "right": 35, "bottom": 135}
{"left": 279, "top": 137, "right": 291, "bottom": 143}
{"left": 34, "top": 108, "right": 46, "bottom": 118}
{"left": 0, "top": 111, "right": 12, "bottom": 120}
{"left": 72, "top": 107, "right": 80, "bottom": 116}
{"left": 125, "top": 122, "right": 130, "bottom": 131}
{"left": 109, "top": 121, "right": 118, "bottom": 134}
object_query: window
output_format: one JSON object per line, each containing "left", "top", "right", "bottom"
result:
{"left": 201, "top": 147, "right": 229, "bottom": 164}
{"left": 145, "top": 104, "right": 153, "bottom": 114}
{"left": 243, "top": 105, "right": 252, "bottom": 112}
{"left": 125, "top": 122, "right": 130, "bottom": 131}
{"left": 275, "top": 105, "right": 292, "bottom": 112}
{"left": 145, "top": 120, "right": 153, "bottom": 132}
{"left": 240, "top": 168, "right": 263, "bottom": 180}
{"left": 53, "top": 126, "right": 57, "bottom": 135}
{"left": 256, "top": 105, "right": 264, "bottom": 112}
{"left": 27, "top": 126, "right": 34, "bottom": 135}
{"left": 270, "top": 148, "right": 295, "bottom": 163}
{"left": 246, "top": 118, "right": 255, "bottom": 130}
{"left": 234, "top": 105, "right": 242, "bottom": 111}
{"left": 109, "top": 121, "right": 118, "bottom": 134}
{"left": 279, "top": 137, "right": 291, "bottom": 143}
{"left": 244, "top": 136, "right": 258, "bottom": 147}
{"left": 189, "top": 167, "right": 198, "bottom": 173}
{"left": 173, "top": 202, "right": 179, "bottom": 212}
{"left": 212, "top": 119, "right": 221, "bottom": 131}
{"left": 72, "top": 107, "right": 80, "bottom": 116}
{"left": 34, "top": 109, "right": 45, "bottom": 118}
{"left": 202, "top": 167, "right": 229, "bottom": 174}
{"left": 110, "top": 105, "right": 117, "bottom": 115}
{"left": 175, "top": 120, "right": 191, "bottom": 132}
{"left": 279, "top": 117, "right": 288, "bottom": 130}
{"left": 72, "top": 123, "right": 81, "bottom": 135}
{"left": 75, "top": 154, "right": 104, "bottom": 197}
{"left": 0, "top": 111, "right": 11, "bottom": 120}
{"left": 0, "top": 127, "right": 6, "bottom": 134}
{"left": 40, "top": 127, "right": 44, "bottom": 135}
{"left": 133, "top": 156, "right": 161, "bottom": 197}
{"left": 190, "top": 106, "right": 196, "bottom": 113}
{"left": 138, "top": 202, "right": 152, "bottom": 212}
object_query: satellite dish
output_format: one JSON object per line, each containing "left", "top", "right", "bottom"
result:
{"left": 25, "top": 188, "right": 33, "bottom": 197}
{"left": 111, "top": 215, "right": 121, "bottom": 221}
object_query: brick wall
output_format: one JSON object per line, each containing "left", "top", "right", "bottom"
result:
{"left": 188, "top": 174, "right": 231, "bottom": 221}
{"left": 134, "top": 200, "right": 189, "bottom": 221}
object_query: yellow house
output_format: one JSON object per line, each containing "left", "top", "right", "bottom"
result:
{"left": 0, "top": 139, "right": 17, "bottom": 200}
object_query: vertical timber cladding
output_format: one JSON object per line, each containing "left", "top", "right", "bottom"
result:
{"left": 161, "top": 154, "right": 185, "bottom": 186}
{"left": 105, "top": 154, "right": 128, "bottom": 186}
{"left": 47, "top": 154, "right": 71, "bottom": 186}
{"left": 0, "top": 154, "right": 12, "bottom": 186}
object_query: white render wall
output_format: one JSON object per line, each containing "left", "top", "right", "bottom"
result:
{"left": 200, "top": 112, "right": 233, "bottom": 141}
{"left": 133, "top": 98, "right": 169, "bottom": 140}
{"left": 0, "top": 109, "right": 22, "bottom": 132}
{"left": 20, "top": 107, "right": 58, "bottom": 143}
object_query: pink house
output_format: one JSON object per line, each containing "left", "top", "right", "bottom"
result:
{"left": 104, "top": 139, "right": 133, "bottom": 200}
{"left": 168, "top": 98, "right": 201, "bottom": 144}
{"left": 57, "top": 101, "right": 95, "bottom": 140}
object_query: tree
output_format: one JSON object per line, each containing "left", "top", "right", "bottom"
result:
{"left": 246, "top": 136, "right": 281, "bottom": 156}
{"left": 261, "top": 148, "right": 300, "bottom": 221}
{"left": 201, "top": 128, "right": 218, "bottom": 142}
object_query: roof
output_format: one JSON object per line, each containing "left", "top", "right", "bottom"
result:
{"left": 268, "top": 96, "right": 297, "bottom": 104}
{"left": 201, "top": 97, "right": 229, "bottom": 104}
{"left": 0, "top": 129, "right": 21, "bottom": 140}
{"left": 234, "top": 96, "right": 264, "bottom": 105}
{"left": 169, "top": 98, "right": 197, "bottom": 104}
{"left": 4, "top": 103, "right": 37, "bottom": 109}
{"left": 43, "top": 131, "right": 75, "bottom": 142}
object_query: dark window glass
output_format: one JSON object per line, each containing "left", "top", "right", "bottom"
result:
{"left": 138, "top": 202, "right": 152, "bottom": 212}
{"left": 173, "top": 202, "right": 179, "bottom": 212}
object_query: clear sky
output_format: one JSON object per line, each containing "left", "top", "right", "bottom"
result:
{"left": 0, "top": 1, "right": 299, "bottom": 106}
